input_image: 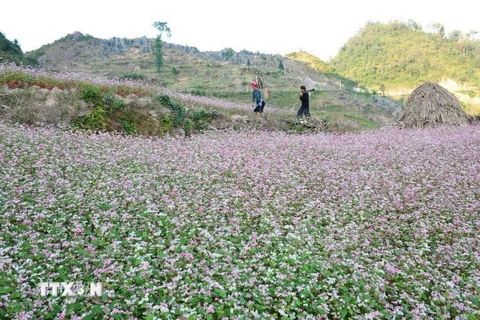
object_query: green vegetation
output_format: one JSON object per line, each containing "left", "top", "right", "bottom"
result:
{"left": 74, "top": 105, "right": 108, "bottom": 131}
{"left": 153, "top": 21, "right": 171, "bottom": 72}
{"left": 343, "top": 114, "right": 378, "bottom": 129}
{"left": 153, "top": 37, "right": 164, "bottom": 72}
{"left": 156, "top": 95, "right": 185, "bottom": 128}
{"left": 0, "top": 32, "right": 38, "bottom": 66}
{"left": 155, "top": 95, "right": 217, "bottom": 136}
{"left": 225, "top": 48, "right": 234, "bottom": 59}
{"left": 73, "top": 85, "right": 130, "bottom": 131}
{"left": 330, "top": 21, "right": 480, "bottom": 92}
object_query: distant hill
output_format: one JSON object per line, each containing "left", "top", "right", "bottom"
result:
{"left": 328, "top": 21, "right": 480, "bottom": 115}
{"left": 330, "top": 21, "right": 480, "bottom": 92}
{"left": 0, "top": 32, "right": 38, "bottom": 66}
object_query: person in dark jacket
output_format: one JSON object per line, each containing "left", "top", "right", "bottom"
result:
{"left": 251, "top": 82, "right": 265, "bottom": 115}
{"left": 297, "top": 85, "right": 311, "bottom": 118}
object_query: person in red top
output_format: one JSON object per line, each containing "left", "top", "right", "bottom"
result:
{"left": 251, "top": 82, "right": 265, "bottom": 115}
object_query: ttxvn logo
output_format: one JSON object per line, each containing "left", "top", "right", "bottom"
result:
{"left": 39, "top": 282, "right": 103, "bottom": 297}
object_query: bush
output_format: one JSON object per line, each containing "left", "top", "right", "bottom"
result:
{"left": 73, "top": 106, "right": 107, "bottom": 131}
{"left": 156, "top": 95, "right": 186, "bottom": 128}
{"left": 119, "top": 114, "right": 137, "bottom": 134}
{"left": 190, "top": 109, "right": 213, "bottom": 131}
{"left": 80, "top": 85, "right": 103, "bottom": 105}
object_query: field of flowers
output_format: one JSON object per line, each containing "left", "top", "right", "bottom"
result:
{"left": 0, "top": 122, "right": 479, "bottom": 319}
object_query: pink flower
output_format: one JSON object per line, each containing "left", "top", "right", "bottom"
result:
{"left": 205, "top": 306, "right": 215, "bottom": 314}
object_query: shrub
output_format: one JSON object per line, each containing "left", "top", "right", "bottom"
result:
{"left": 190, "top": 109, "right": 213, "bottom": 132}
{"left": 73, "top": 106, "right": 107, "bottom": 131}
{"left": 156, "top": 95, "right": 186, "bottom": 128}
{"left": 80, "top": 85, "right": 103, "bottom": 105}
{"left": 119, "top": 114, "right": 137, "bottom": 134}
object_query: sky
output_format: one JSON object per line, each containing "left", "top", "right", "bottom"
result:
{"left": 1, "top": 0, "right": 479, "bottom": 61}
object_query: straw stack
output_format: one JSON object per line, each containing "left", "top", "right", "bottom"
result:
{"left": 399, "top": 82, "right": 469, "bottom": 128}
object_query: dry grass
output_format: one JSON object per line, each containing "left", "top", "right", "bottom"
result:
{"left": 399, "top": 82, "right": 469, "bottom": 128}
{"left": 0, "top": 86, "right": 90, "bottom": 127}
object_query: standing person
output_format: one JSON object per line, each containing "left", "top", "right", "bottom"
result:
{"left": 251, "top": 82, "right": 265, "bottom": 115}
{"left": 297, "top": 85, "right": 311, "bottom": 118}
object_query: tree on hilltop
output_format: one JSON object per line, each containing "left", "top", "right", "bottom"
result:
{"left": 153, "top": 21, "right": 171, "bottom": 72}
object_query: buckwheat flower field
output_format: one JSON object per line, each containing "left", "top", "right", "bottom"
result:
{"left": 1, "top": 122, "right": 479, "bottom": 319}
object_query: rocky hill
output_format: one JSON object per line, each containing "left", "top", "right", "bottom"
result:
{"left": 29, "top": 31, "right": 343, "bottom": 92}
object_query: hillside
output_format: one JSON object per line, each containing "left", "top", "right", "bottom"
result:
{"left": 331, "top": 21, "right": 480, "bottom": 88}
{"left": 329, "top": 21, "right": 480, "bottom": 115}
{"left": 16, "top": 31, "right": 401, "bottom": 130}
{"left": 0, "top": 32, "right": 38, "bottom": 67}
{"left": 27, "top": 32, "right": 340, "bottom": 94}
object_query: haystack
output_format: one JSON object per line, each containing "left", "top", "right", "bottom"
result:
{"left": 398, "top": 82, "right": 469, "bottom": 128}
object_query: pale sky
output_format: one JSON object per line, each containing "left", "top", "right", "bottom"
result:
{"left": 1, "top": 0, "right": 479, "bottom": 61}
